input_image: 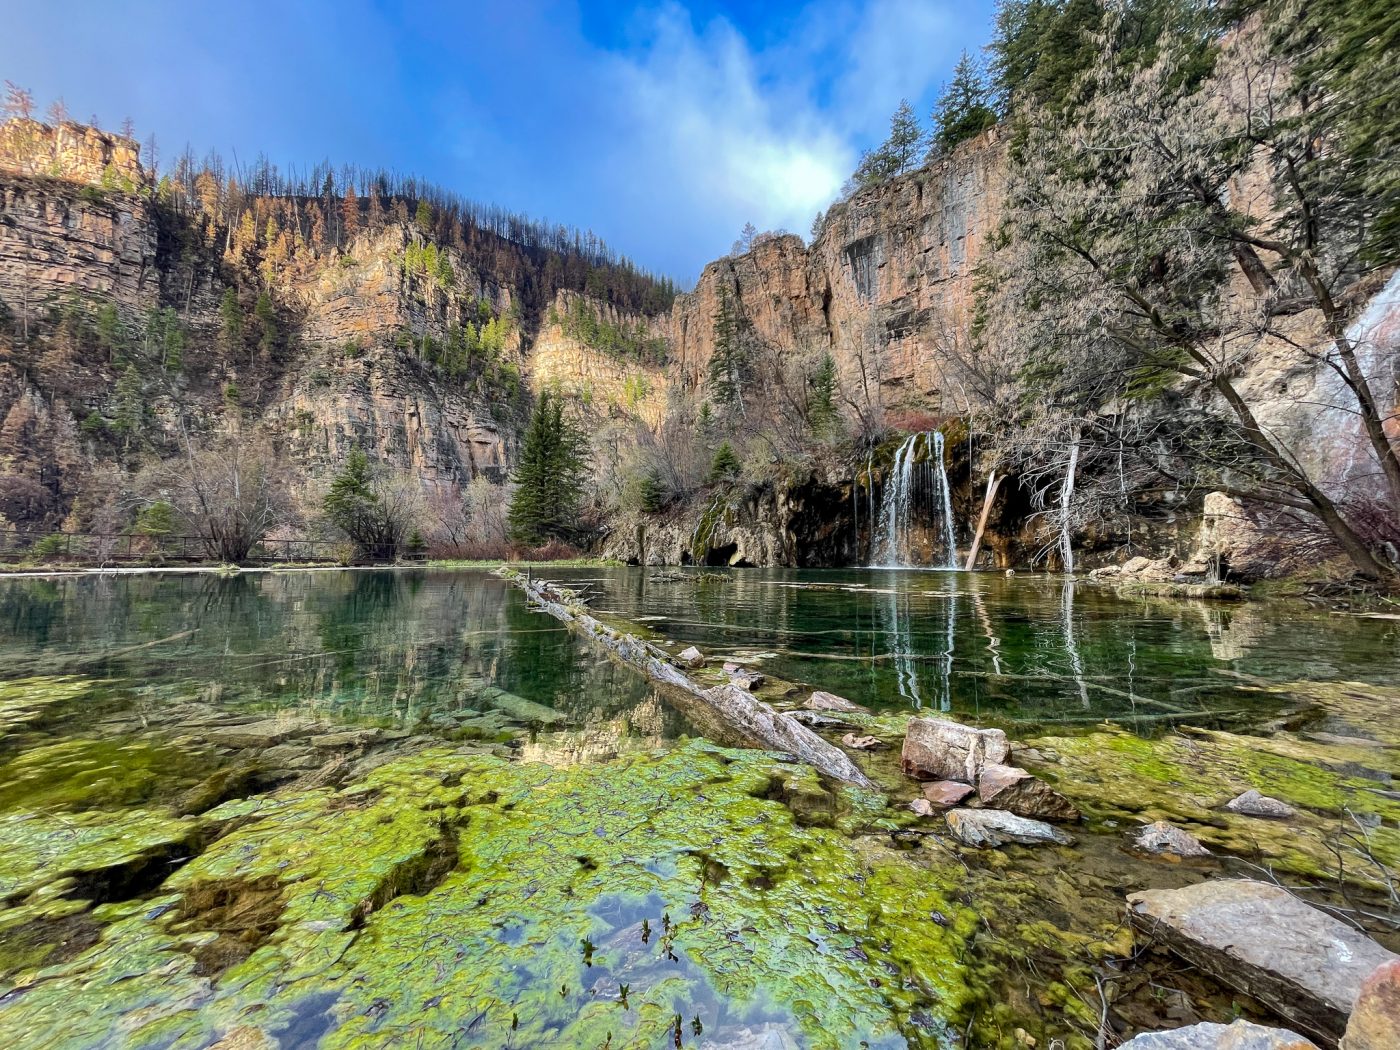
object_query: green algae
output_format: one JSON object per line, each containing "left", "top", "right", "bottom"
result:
{"left": 0, "top": 737, "right": 219, "bottom": 813}
{"left": 0, "top": 743, "right": 978, "bottom": 1049}
{"left": 1031, "top": 723, "right": 1400, "bottom": 887}
{"left": 0, "top": 678, "right": 99, "bottom": 742}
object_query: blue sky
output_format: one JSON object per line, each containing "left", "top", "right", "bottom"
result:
{"left": 2, "top": 1, "right": 996, "bottom": 284}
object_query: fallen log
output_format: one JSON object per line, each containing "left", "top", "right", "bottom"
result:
{"left": 500, "top": 570, "right": 875, "bottom": 788}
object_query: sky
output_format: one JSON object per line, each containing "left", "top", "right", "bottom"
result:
{"left": 1, "top": 0, "right": 997, "bottom": 285}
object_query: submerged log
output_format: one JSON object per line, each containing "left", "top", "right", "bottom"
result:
{"left": 501, "top": 571, "right": 875, "bottom": 788}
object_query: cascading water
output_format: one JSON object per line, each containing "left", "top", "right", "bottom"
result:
{"left": 871, "top": 431, "right": 958, "bottom": 568}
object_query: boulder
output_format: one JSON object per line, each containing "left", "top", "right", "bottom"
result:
{"left": 922, "top": 781, "right": 976, "bottom": 807}
{"left": 676, "top": 646, "right": 705, "bottom": 668}
{"left": 901, "top": 718, "right": 1009, "bottom": 783}
{"left": 787, "top": 710, "right": 849, "bottom": 730}
{"left": 806, "top": 691, "right": 869, "bottom": 713}
{"left": 1133, "top": 820, "right": 1211, "bottom": 858}
{"left": 840, "top": 733, "right": 885, "bottom": 751}
{"left": 944, "top": 808, "right": 1075, "bottom": 848}
{"left": 909, "top": 798, "right": 936, "bottom": 817}
{"left": 1226, "top": 790, "right": 1296, "bottom": 819}
{"left": 1342, "top": 960, "right": 1400, "bottom": 1050}
{"left": 1118, "top": 1019, "right": 1317, "bottom": 1049}
{"left": 976, "top": 763, "right": 1080, "bottom": 822}
{"left": 1128, "top": 880, "right": 1399, "bottom": 1044}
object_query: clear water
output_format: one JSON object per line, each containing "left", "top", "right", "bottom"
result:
{"left": 0, "top": 567, "right": 1396, "bottom": 1049}
{"left": 0, "top": 569, "right": 663, "bottom": 735}
{"left": 552, "top": 566, "right": 1400, "bottom": 729}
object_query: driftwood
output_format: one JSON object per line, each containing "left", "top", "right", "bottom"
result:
{"left": 501, "top": 570, "right": 875, "bottom": 788}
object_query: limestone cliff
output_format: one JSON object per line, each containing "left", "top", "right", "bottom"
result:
{"left": 663, "top": 129, "right": 1005, "bottom": 418}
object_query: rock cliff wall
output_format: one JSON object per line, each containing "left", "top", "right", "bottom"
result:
{"left": 663, "top": 129, "right": 1005, "bottom": 419}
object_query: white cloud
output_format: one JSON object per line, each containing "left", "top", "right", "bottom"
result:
{"left": 597, "top": 4, "right": 856, "bottom": 270}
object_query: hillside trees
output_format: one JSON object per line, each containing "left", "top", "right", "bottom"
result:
{"left": 982, "top": 0, "right": 1400, "bottom": 579}
{"left": 324, "top": 449, "right": 421, "bottom": 560}
{"left": 930, "top": 52, "right": 998, "bottom": 155}
{"left": 507, "top": 392, "right": 589, "bottom": 545}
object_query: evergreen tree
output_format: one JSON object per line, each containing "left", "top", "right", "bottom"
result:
{"left": 989, "top": 0, "right": 1103, "bottom": 118}
{"left": 808, "top": 352, "right": 839, "bottom": 436}
{"left": 219, "top": 289, "right": 243, "bottom": 357}
{"left": 414, "top": 200, "right": 433, "bottom": 235}
{"left": 95, "top": 303, "right": 123, "bottom": 362}
{"left": 323, "top": 449, "right": 413, "bottom": 559}
{"left": 853, "top": 100, "right": 926, "bottom": 187}
{"left": 112, "top": 364, "right": 143, "bottom": 447}
{"left": 707, "top": 442, "right": 741, "bottom": 484}
{"left": 254, "top": 292, "right": 278, "bottom": 359}
{"left": 930, "top": 52, "right": 998, "bottom": 156}
{"left": 507, "top": 392, "right": 589, "bottom": 545}
{"left": 638, "top": 468, "right": 667, "bottom": 513}
{"left": 707, "top": 285, "right": 748, "bottom": 413}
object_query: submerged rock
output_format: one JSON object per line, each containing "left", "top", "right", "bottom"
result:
{"left": 677, "top": 646, "right": 706, "bottom": 668}
{"left": 902, "top": 718, "right": 1009, "bottom": 783}
{"left": 807, "top": 691, "right": 868, "bottom": 713}
{"left": 1343, "top": 960, "right": 1400, "bottom": 1050}
{"left": 840, "top": 733, "right": 885, "bottom": 752}
{"left": 1128, "top": 879, "right": 1399, "bottom": 1044}
{"left": 922, "top": 781, "right": 975, "bottom": 807}
{"left": 909, "top": 798, "right": 936, "bottom": 817}
{"left": 976, "top": 763, "right": 1080, "bottom": 822}
{"left": 1225, "top": 790, "right": 1296, "bottom": 819}
{"left": 1133, "top": 821, "right": 1211, "bottom": 858}
{"left": 944, "top": 808, "right": 1074, "bottom": 848}
{"left": 1118, "top": 1019, "right": 1316, "bottom": 1048}
{"left": 699, "top": 1023, "right": 801, "bottom": 1049}
{"left": 203, "top": 717, "right": 321, "bottom": 748}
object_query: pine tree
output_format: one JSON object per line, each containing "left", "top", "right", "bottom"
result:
{"left": 885, "top": 100, "right": 924, "bottom": 174}
{"left": 507, "top": 392, "right": 589, "bottom": 545}
{"left": 112, "top": 364, "right": 143, "bottom": 447}
{"left": 415, "top": 200, "right": 433, "bottom": 236}
{"left": 808, "top": 352, "right": 839, "bottom": 436}
{"left": 707, "top": 285, "right": 748, "bottom": 413}
{"left": 930, "top": 52, "right": 998, "bottom": 156}
{"left": 254, "top": 292, "right": 277, "bottom": 359}
{"left": 707, "top": 442, "right": 741, "bottom": 484}
{"left": 219, "top": 289, "right": 243, "bottom": 357}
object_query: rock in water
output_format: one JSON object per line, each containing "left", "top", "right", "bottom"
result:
{"left": 901, "top": 718, "right": 1009, "bottom": 782}
{"left": 1128, "top": 879, "right": 1399, "bottom": 1044}
{"left": 944, "top": 808, "right": 1075, "bottom": 848}
{"left": 1117, "top": 1019, "right": 1317, "bottom": 1049}
{"left": 840, "top": 733, "right": 885, "bottom": 751}
{"left": 922, "top": 781, "right": 976, "bottom": 807}
{"left": 1225, "top": 790, "right": 1296, "bottom": 818}
{"left": 976, "top": 762, "right": 1080, "bottom": 822}
{"left": 1343, "top": 960, "right": 1400, "bottom": 1050}
{"left": 676, "top": 646, "right": 705, "bottom": 668}
{"left": 909, "top": 798, "right": 936, "bottom": 817}
{"left": 1133, "top": 820, "right": 1211, "bottom": 857}
{"left": 806, "top": 690, "right": 869, "bottom": 713}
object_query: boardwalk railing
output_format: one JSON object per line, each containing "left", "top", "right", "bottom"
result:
{"left": 0, "top": 530, "right": 419, "bottom": 566}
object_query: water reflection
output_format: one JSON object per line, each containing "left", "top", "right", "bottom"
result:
{"left": 0, "top": 570, "right": 668, "bottom": 740}
{"left": 558, "top": 566, "right": 1400, "bottom": 728}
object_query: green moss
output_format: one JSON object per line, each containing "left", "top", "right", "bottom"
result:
{"left": 0, "top": 743, "right": 978, "bottom": 1049}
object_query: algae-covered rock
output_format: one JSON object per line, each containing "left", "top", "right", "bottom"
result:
{"left": 0, "top": 742, "right": 977, "bottom": 1050}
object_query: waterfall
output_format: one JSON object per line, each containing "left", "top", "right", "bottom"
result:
{"left": 871, "top": 431, "right": 958, "bottom": 568}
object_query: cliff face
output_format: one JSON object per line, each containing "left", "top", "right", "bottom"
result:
{"left": 663, "top": 130, "right": 1005, "bottom": 419}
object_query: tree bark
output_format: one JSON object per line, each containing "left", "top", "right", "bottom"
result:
{"left": 965, "top": 472, "right": 1003, "bottom": 571}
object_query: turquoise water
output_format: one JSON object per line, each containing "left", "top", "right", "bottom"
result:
{"left": 552, "top": 566, "right": 1400, "bottom": 728}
